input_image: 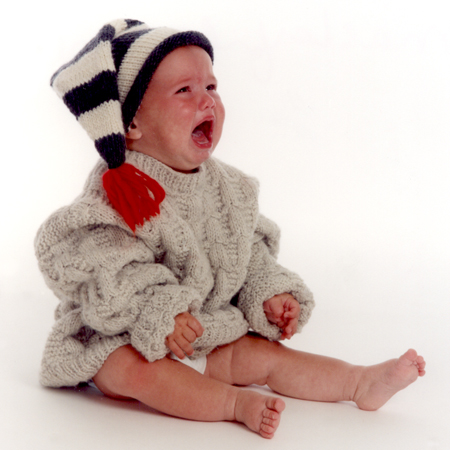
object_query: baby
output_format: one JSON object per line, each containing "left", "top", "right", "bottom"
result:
{"left": 36, "top": 19, "right": 425, "bottom": 439}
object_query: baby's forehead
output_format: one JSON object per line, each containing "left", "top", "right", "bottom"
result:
{"left": 149, "top": 45, "right": 217, "bottom": 86}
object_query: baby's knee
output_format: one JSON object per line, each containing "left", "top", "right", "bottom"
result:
{"left": 93, "top": 345, "right": 153, "bottom": 399}
{"left": 224, "top": 334, "right": 284, "bottom": 386}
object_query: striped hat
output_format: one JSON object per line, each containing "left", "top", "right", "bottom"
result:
{"left": 51, "top": 19, "right": 214, "bottom": 231}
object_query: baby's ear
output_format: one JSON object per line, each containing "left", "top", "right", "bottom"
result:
{"left": 125, "top": 120, "right": 143, "bottom": 150}
{"left": 126, "top": 120, "right": 143, "bottom": 141}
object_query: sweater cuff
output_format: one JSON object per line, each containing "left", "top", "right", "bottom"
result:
{"left": 130, "top": 285, "right": 202, "bottom": 362}
{"left": 238, "top": 273, "right": 315, "bottom": 341}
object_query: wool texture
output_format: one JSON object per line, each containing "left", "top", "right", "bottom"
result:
{"left": 36, "top": 151, "right": 314, "bottom": 387}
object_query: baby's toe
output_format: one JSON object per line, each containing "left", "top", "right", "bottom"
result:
{"left": 260, "top": 422, "right": 276, "bottom": 439}
{"left": 266, "top": 396, "right": 286, "bottom": 413}
{"left": 263, "top": 409, "right": 279, "bottom": 421}
{"left": 262, "top": 416, "right": 277, "bottom": 426}
{"left": 417, "top": 356, "right": 425, "bottom": 366}
{"left": 401, "top": 349, "right": 418, "bottom": 364}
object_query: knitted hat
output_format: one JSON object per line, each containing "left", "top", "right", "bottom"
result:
{"left": 51, "top": 19, "right": 214, "bottom": 231}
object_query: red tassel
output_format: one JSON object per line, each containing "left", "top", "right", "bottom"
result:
{"left": 102, "top": 163, "right": 165, "bottom": 232}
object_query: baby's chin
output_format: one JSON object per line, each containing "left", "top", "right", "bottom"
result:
{"left": 128, "top": 138, "right": 217, "bottom": 173}
{"left": 170, "top": 164, "right": 201, "bottom": 174}
{"left": 184, "top": 142, "right": 217, "bottom": 168}
{"left": 162, "top": 151, "right": 211, "bottom": 173}
{"left": 172, "top": 156, "right": 212, "bottom": 173}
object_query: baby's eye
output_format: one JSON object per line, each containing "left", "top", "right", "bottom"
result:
{"left": 206, "top": 84, "right": 217, "bottom": 91}
{"left": 176, "top": 86, "right": 190, "bottom": 93}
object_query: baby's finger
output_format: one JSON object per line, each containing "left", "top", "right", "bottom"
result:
{"left": 283, "top": 308, "right": 300, "bottom": 320}
{"left": 188, "top": 316, "right": 204, "bottom": 337}
{"left": 182, "top": 326, "right": 198, "bottom": 343}
{"left": 167, "top": 339, "right": 186, "bottom": 359}
{"left": 284, "top": 297, "right": 300, "bottom": 312}
{"left": 283, "top": 309, "right": 295, "bottom": 319}
{"left": 265, "top": 312, "right": 285, "bottom": 327}
{"left": 281, "top": 328, "right": 292, "bottom": 340}
{"left": 176, "top": 336, "right": 195, "bottom": 356}
{"left": 283, "top": 317, "right": 299, "bottom": 339}
{"left": 265, "top": 301, "right": 284, "bottom": 318}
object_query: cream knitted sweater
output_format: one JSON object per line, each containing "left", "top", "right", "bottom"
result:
{"left": 36, "top": 151, "right": 314, "bottom": 387}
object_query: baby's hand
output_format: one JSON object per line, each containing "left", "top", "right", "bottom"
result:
{"left": 166, "top": 312, "right": 204, "bottom": 359}
{"left": 263, "top": 294, "right": 300, "bottom": 340}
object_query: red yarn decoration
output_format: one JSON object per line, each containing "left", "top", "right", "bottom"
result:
{"left": 102, "top": 163, "right": 165, "bottom": 232}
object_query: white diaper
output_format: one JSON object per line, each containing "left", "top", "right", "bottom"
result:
{"left": 169, "top": 353, "right": 207, "bottom": 375}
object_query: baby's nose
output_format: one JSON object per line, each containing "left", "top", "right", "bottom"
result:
{"left": 199, "top": 91, "right": 216, "bottom": 109}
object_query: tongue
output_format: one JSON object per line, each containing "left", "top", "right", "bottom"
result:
{"left": 192, "top": 128, "right": 209, "bottom": 145}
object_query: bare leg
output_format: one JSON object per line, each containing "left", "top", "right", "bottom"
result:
{"left": 93, "top": 338, "right": 425, "bottom": 438}
{"left": 93, "top": 345, "right": 284, "bottom": 439}
{"left": 206, "top": 334, "right": 426, "bottom": 409}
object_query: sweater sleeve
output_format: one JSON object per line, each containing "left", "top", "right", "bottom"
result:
{"left": 191, "top": 306, "right": 249, "bottom": 357}
{"left": 237, "top": 214, "right": 315, "bottom": 340}
{"left": 36, "top": 223, "right": 203, "bottom": 363}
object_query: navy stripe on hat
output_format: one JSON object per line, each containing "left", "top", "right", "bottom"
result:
{"left": 112, "top": 29, "right": 153, "bottom": 70}
{"left": 63, "top": 70, "right": 119, "bottom": 117}
{"left": 125, "top": 19, "right": 144, "bottom": 28}
{"left": 95, "top": 133, "right": 126, "bottom": 169}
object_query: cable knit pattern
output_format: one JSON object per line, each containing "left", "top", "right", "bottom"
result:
{"left": 36, "top": 151, "right": 314, "bottom": 387}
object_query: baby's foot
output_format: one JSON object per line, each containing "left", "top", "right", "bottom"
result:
{"left": 353, "top": 349, "right": 426, "bottom": 411}
{"left": 234, "top": 390, "right": 285, "bottom": 439}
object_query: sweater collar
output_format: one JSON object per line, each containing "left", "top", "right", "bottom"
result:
{"left": 125, "top": 150, "right": 207, "bottom": 195}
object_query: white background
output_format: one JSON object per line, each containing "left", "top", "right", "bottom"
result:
{"left": 1, "top": 0, "right": 449, "bottom": 448}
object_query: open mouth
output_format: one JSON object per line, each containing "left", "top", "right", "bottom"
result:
{"left": 191, "top": 119, "right": 214, "bottom": 147}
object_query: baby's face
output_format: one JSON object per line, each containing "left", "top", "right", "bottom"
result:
{"left": 127, "top": 45, "right": 225, "bottom": 173}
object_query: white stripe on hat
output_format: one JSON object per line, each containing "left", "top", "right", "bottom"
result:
{"left": 117, "top": 27, "right": 179, "bottom": 103}
{"left": 52, "top": 41, "right": 116, "bottom": 98}
{"left": 78, "top": 100, "right": 124, "bottom": 140}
